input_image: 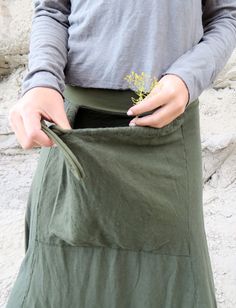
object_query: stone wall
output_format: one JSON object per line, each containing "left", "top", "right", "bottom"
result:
{"left": 0, "top": 1, "right": 236, "bottom": 307}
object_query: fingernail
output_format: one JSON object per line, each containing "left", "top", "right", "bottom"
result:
{"left": 127, "top": 109, "right": 134, "bottom": 116}
{"left": 129, "top": 121, "right": 136, "bottom": 127}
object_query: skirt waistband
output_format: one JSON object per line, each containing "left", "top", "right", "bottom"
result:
{"left": 63, "top": 85, "right": 138, "bottom": 113}
{"left": 63, "top": 84, "right": 199, "bottom": 115}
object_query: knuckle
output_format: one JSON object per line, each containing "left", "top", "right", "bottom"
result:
{"left": 130, "top": 107, "right": 139, "bottom": 115}
{"left": 21, "top": 140, "right": 32, "bottom": 150}
{"left": 9, "top": 107, "right": 18, "bottom": 119}
{"left": 27, "top": 129, "right": 39, "bottom": 140}
{"left": 8, "top": 110, "right": 18, "bottom": 128}
{"left": 156, "top": 122, "right": 165, "bottom": 128}
{"left": 21, "top": 106, "right": 33, "bottom": 117}
{"left": 44, "top": 139, "right": 53, "bottom": 147}
{"left": 168, "top": 87, "right": 176, "bottom": 98}
{"left": 176, "top": 101, "right": 185, "bottom": 114}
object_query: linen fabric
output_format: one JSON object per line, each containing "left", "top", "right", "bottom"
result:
{"left": 6, "top": 86, "right": 217, "bottom": 307}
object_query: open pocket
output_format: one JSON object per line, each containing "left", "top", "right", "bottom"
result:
{"left": 37, "top": 103, "right": 190, "bottom": 256}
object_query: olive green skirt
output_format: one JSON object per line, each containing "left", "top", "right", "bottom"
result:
{"left": 6, "top": 85, "right": 217, "bottom": 307}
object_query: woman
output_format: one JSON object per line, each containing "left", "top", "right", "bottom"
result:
{"left": 7, "top": 1, "right": 236, "bottom": 307}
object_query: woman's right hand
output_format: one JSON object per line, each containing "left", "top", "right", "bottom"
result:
{"left": 8, "top": 87, "right": 72, "bottom": 149}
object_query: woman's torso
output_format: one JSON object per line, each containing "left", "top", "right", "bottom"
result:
{"left": 65, "top": 0, "right": 204, "bottom": 89}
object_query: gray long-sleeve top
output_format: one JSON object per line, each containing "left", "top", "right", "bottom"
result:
{"left": 21, "top": 0, "right": 236, "bottom": 107}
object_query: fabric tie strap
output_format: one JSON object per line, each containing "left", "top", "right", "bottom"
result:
{"left": 40, "top": 120, "right": 85, "bottom": 181}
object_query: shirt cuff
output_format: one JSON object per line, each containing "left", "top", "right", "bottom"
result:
{"left": 20, "top": 70, "right": 66, "bottom": 99}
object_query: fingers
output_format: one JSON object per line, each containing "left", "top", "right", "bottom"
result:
{"left": 21, "top": 110, "right": 54, "bottom": 148}
{"left": 52, "top": 110, "right": 72, "bottom": 130}
{"left": 9, "top": 106, "right": 54, "bottom": 150}
{"left": 9, "top": 108, "right": 40, "bottom": 149}
{"left": 127, "top": 83, "right": 167, "bottom": 116}
{"left": 44, "top": 99, "right": 71, "bottom": 130}
{"left": 129, "top": 102, "right": 178, "bottom": 128}
{"left": 127, "top": 74, "right": 189, "bottom": 128}
{"left": 8, "top": 87, "right": 73, "bottom": 150}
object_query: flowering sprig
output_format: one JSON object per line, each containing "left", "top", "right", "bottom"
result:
{"left": 123, "top": 71, "right": 159, "bottom": 105}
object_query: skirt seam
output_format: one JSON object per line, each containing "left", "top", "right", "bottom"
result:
{"left": 21, "top": 242, "right": 39, "bottom": 307}
{"left": 35, "top": 147, "right": 53, "bottom": 240}
{"left": 21, "top": 148, "right": 53, "bottom": 307}
{"left": 181, "top": 116, "right": 198, "bottom": 308}
{"left": 35, "top": 239, "right": 192, "bottom": 257}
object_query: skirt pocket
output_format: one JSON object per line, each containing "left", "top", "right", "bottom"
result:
{"left": 37, "top": 104, "right": 190, "bottom": 256}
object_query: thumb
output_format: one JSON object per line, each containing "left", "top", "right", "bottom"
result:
{"left": 50, "top": 108, "right": 72, "bottom": 130}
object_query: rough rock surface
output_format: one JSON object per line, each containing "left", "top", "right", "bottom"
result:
{"left": 213, "top": 49, "right": 236, "bottom": 90}
{"left": 0, "top": 0, "right": 32, "bottom": 77}
{"left": 0, "top": 2, "right": 236, "bottom": 307}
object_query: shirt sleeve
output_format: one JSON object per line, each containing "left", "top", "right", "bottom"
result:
{"left": 161, "top": 0, "right": 236, "bottom": 108}
{"left": 20, "top": 0, "right": 71, "bottom": 99}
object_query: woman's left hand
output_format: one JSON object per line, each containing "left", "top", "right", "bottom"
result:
{"left": 127, "top": 74, "right": 189, "bottom": 128}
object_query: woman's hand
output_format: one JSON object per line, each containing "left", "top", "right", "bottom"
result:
{"left": 8, "top": 87, "right": 72, "bottom": 149}
{"left": 127, "top": 74, "right": 189, "bottom": 128}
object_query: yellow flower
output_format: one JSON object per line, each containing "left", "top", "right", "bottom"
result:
{"left": 124, "top": 71, "right": 159, "bottom": 105}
